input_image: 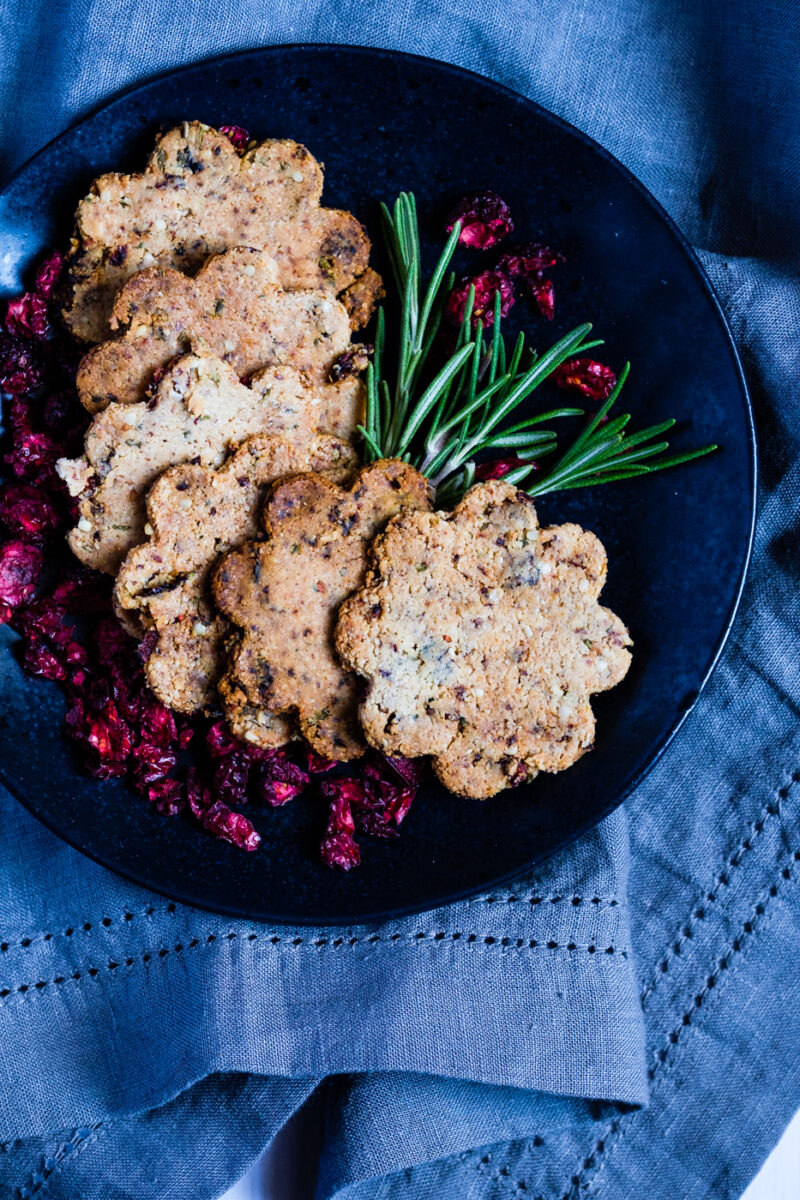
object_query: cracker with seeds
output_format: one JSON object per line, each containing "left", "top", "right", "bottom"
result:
{"left": 213, "top": 460, "right": 431, "bottom": 759}
{"left": 76, "top": 247, "right": 359, "bottom": 412}
{"left": 58, "top": 352, "right": 363, "bottom": 574}
{"left": 62, "top": 121, "right": 383, "bottom": 342}
{"left": 115, "top": 432, "right": 357, "bottom": 715}
{"left": 335, "top": 480, "right": 632, "bottom": 798}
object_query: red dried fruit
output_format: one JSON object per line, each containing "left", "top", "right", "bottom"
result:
{"left": 496, "top": 244, "right": 563, "bottom": 321}
{"left": 145, "top": 778, "right": 186, "bottom": 816}
{"left": 445, "top": 191, "right": 514, "bottom": 250}
{"left": 4, "top": 400, "right": 63, "bottom": 481}
{"left": 475, "top": 453, "right": 540, "bottom": 482}
{"left": 0, "top": 540, "right": 42, "bottom": 619}
{"left": 202, "top": 801, "right": 261, "bottom": 851}
{"left": 206, "top": 720, "right": 239, "bottom": 760}
{"left": 213, "top": 751, "right": 251, "bottom": 806}
{"left": 186, "top": 770, "right": 260, "bottom": 849}
{"left": 258, "top": 753, "right": 310, "bottom": 807}
{"left": 131, "top": 742, "right": 177, "bottom": 787}
{"left": 497, "top": 242, "right": 563, "bottom": 279}
{"left": 320, "top": 779, "right": 361, "bottom": 871}
{"left": 136, "top": 629, "right": 159, "bottom": 663}
{"left": 0, "top": 484, "right": 62, "bottom": 540}
{"left": 357, "top": 754, "right": 420, "bottom": 835}
{"left": 304, "top": 748, "right": 337, "bottom": 775}
{"left": 445, "top": 270, "right": 514, "bottom": 328}
{"left": 529, "top": 277, "right": 555, "bottom": 321}
{"left": 66, "top": 693, "right": 134, "bottom": 779}
{"left": 34, "top": 251, "right": 64, "bottom": 299}
{"left": 219, "top": 124, "right": 251, "bottom": 150}
{"left": 139, "top": 691, "right": 178, "bottom": 746}
{"left": 552, "top": 358, "right": 617, "bottom": 401}
{"left": 5, "top": 292, "right": 50, "bottom": 340}
{"left": 22, "top": 636, "right": 67, "bottom": 680}
{"left": 0, "top": 330, "right": 44, "bottom": 395}
{"left": 328, "top": 344, "right": 372, "bottom": 383}
{"left": 186, "top": 767, "right": 212, "bottom": 820}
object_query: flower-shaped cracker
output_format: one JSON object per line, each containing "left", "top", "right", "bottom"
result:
{"left": 335, "top": 480, "right": 632, "bottom": 798}
{"left": 58, "top": 352, "right": 363, "bottom": 574}
{"left": 115, "top": 432, "right": 357, "bottom": 715}
{"left": 213, "top": 460, "right": 431, "bottom": 759}
{"left": 63, "top": 121, "right": 382, "bottom": 342}
{"left": 76, "top": 247, "right": 358, "bottom": 412}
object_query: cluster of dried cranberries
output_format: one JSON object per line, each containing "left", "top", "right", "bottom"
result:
{"left": 444, "top": 191, "right": 565, "bottom": 327}
{"left": 443, "top": 192, "right": 617, "bottom": 482}
{"left": 0, "top": 251, "right": 421, "bottom": 870}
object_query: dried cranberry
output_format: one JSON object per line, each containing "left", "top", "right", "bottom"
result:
{"left": 304, "top": 748, "right": 337, "bottom": 775}
{"left": 67, "top": 694, "right": 134, "bottom": 779}
{"left": 3, "top": 401, "right": 62, "bottom": 481}
{"left": 497, "top": 242, "right": 563, "bottom": 279}
{"left": 475, "top": 454, "right": 540, "bottom": 482}
{"left": 22, "top": 636, "right": 67, "bottom": 681}
{"left": 131, "top": 742, "right": 177, "bottom": 787}
{"left": 258, "top": 752, "right": 310, "bottom": 807}
{"left": 201, "top": 801, "right": 261, "bottom": 851}
{"left": 328, "top": 344, "right": 372, "bottom": 383}
{"left": 445, "top": 271, "right": 514, "bottom": 328}
{"left": 213, "top": 751, "right": 251, "bottom": 806}
{"left": 206, "top": 719, "right": 239, "bottom": 759}
{"left": 0, "top": 484, "right": 62, "bottom": 540}
{"left": 552, "top": 358, "right": 617, "bottom": 401}
{"left": 496, "top": 244, "right": 563, "bottom": 321}
{"left": 0, "top": 540, "right": 42, "bottom": 619}
{"left": 0, "top": 330, "right": 44, "bottom": 395}
{"left": 357, "top": 754, "right": 420, "bottom": 834}
{"left": 5, "top": 293, "right": 50, "bottom": 340}
{"left": 136, "top": 629, "right": 158, "bottom": 663}
{"left": 146, "top": 778, "right": 186, "bottom": 816}
{"left": 34, "top": 251, "right": 64, "bottom": 299}
{"left": 186, "top": 767, "right": 212, "bottom": 820}
{"left": 445, "top": 191, "right": 514, "bottom": 250}
{"left": 529, "top": 277, "right": 555, "bottom": 321}
{"left": 320, "top": 779, "right": 361, "bottom": 871}
{"left": 219, "top": 125, "right": 251, "bottom": 150}
{"left": 139, "top": 692, "right": 178, "bottom": 746}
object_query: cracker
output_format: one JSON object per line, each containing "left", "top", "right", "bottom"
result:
{"left": 335, "top": 480, "right": 632, "bottom": 798}
{"left": 115, "top": 432, "right": 357, "bottom": 714}
{"left": 58, "top": 352, "right": 363, "bottom": 574}
{"left": 62, "top": 122, "right": 382, "bottom": 342}
{"left": 213, "top": 460, "right": 431, "bottom": 759}
{"left": 76, "top": 247, "right": 357, "bottom": 412}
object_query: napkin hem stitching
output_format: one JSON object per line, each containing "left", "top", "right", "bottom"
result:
{"left": 537, "top": 837, "right": 800, "bottom": 1200}
{"left": 0, "top": 896, "right": 622, "bottom": 958}
{"left": 0, "top": 928, "right": 629, "bottom": 1004}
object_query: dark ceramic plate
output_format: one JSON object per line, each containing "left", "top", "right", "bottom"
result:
{"left": 0, "top": 46, "right": 755, "bottom": 925}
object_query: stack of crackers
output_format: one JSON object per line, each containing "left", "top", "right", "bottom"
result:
{"left": 57, "top": 122, "right": 631, "bottom": 800}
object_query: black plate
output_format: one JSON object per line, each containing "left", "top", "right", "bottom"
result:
{"left": 0, "top": 46, "right": 755, "bottom": 925}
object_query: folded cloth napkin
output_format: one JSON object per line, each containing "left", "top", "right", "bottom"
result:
{"left": 1, "top": 2, "right": 798, "bottom": 1198}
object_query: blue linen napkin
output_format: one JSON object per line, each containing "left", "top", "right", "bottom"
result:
{"left": 1, "top": 2, "right": 798, "bottom": 1198}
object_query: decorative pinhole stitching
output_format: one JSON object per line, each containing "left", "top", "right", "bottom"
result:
{"left": 0, "top": 928, "right": 628, "bottom": 1001}
{"left": 640, "top": 772, "right": 796, "bottom": 1007}
{"left": 16, "top": 1121, "right": 104, "bottom": 1199}
{"left": 553, "top": 841, "right": 800, "bottom": 1200}
{"left": 0, "top": 899, "right": 182, "bottom": 957}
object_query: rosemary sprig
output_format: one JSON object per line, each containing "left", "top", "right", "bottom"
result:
{"left": 359, "top": 191, "right": 717, "bottom": 504}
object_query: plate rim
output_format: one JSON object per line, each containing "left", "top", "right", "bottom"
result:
{"left": 0, "top": 43, "right": 757, "bottom": 925}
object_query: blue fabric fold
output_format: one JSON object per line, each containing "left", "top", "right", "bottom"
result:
{"left": 1, "top": 2, "right": 798, "bottom": 1198}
